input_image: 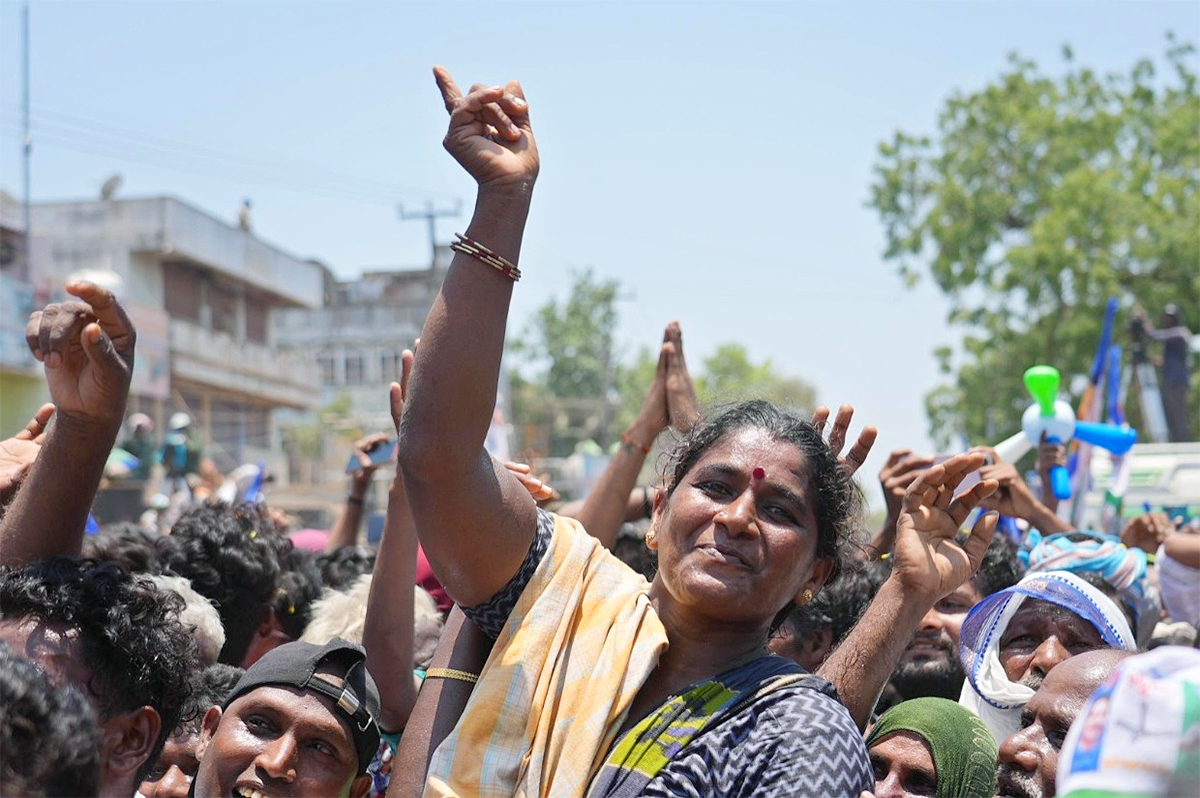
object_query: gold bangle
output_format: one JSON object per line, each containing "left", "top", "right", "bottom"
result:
{"left": 425, "top": 667, "right": 479, "bottom": 685}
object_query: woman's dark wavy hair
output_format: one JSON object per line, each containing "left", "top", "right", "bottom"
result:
{"left": 664, "top": 400, "right": 864, "bottom": 629}
{"left": 0, "top": 640, "right": 101, "bottom": 796}
{"left": 160, "top": 503, "right": 285, "bottom": 665}
{"left": 316, "top": 545, "right": 376, "bottom": 592}
{"left": 0, "top": 557, "right": 197, "bottom": 782}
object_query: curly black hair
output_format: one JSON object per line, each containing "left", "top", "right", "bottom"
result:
{"left": 172, "top": 662, "right": 244, "bottom": 737}
{"left": 275, "top": 547, "right": 324, "bottom": 640}
{"left": 970, "top": 532, "right": 1025, "bottom": 598}
{"left": 0, "top": 640, "right": 101, "bottom": 797}
{"left": 317, "top": 545, "right": 377, "bottom": 591}
{"left": 0, "top": 557, "right": 196, "bottom": 783}
{"left": 160, "top": 504, "right": 285, "bottom": 665}
{"left": 82, "top": 522, "right": 166, "bottom": 574}
{"left": 778, "top": 563, "right": 882, "bottom": 652}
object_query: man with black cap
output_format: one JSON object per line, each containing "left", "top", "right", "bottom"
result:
{"left": 192, "top": 638, "right": 380, "bottom": 798}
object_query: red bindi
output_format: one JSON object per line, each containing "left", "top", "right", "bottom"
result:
{"left": 752, "top": 467, "right": 766, "bottom": 480}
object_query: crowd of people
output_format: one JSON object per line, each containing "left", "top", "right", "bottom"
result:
{"left": 0, "top": 67, "right": 1197, "bottom": 798}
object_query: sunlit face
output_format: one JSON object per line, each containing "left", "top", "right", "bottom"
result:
{"left": 192, "top": 685, "right": 369, "bottom": 798}
{"left": 650, "top": 427, "right": 833, "bottom": 631}
{"left": 995, "top": 656, "right": 1102, "bottom": 798}
{"left": 999, "top": 600, "right": 1106, "bottom": 690}
{"left": 139, "top": 729, "right": 202, "bottom": 798}
{"left": 869, "top": 731, "right": 938, "bottom": 798}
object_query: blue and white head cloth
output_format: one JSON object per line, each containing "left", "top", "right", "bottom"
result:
{"left": 957, "top": 570, "right": 1136, "bottom": 743}
{"left": 1026, "top": 531, "right": 1160, "bottom": 647}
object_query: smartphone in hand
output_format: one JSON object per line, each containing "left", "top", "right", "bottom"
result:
{"left": 345, "top": 439, "right": 398, "bottom": 473}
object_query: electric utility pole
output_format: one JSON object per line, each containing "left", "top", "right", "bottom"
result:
{"left": 397, "top": 200, "right": 461, "bottom": 271}
{"left": 22, "top": 1, "right": 32, "bottom": 273}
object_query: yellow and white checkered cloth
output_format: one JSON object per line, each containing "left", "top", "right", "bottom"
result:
{"left": 424, "top": 513, "right": 669, "bottom": 798}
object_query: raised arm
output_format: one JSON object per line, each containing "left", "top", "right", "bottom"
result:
{"left": 363, "top": 351, "right": 421, "bottom": 732}
{"left": 325, "top": 432, "right": 394, "bottom": 553}
{"left": 974, "top": 447, "right": 1072, "bottom": 536}
{"left": 398, "top": 68, "right": 541, "bottom": 607}
{"left": 1, "top": 283, "right": 135, "bottom": 567}
{"left": 571, "top": 323, "right": 688, "bottom": 548}
{"left": 819, "top": 452, "right": 998, "bottom": 730}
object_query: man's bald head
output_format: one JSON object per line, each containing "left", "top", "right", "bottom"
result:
{"left": 1049, "top": 648, "right": 1133, "bottom": 692}
{"left": 995, "top": 649, "right": 1134, "bottom": 798}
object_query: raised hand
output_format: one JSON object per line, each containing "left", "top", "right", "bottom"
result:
{"left": 0, "top": 405, "right": 53, "bottom": 507}
{"left": 810, "top": 404, "right": 877, "bottom": 477}
{"left": 879, "top": 449, "right": 935, "bottom": 522}
{"left": 976, "top": 457, "right": 1039, "bottom": 520}
{"left": 503, "top": 462, "right": 559, "bottom": 503}
{"left": 25, "top": 282, "right": 135, "bottom": 429}
{"left": 1121, "top": 511, "right": 1176, "bottom": 554}
{"left": 1035, "top": 432, "right": 1067, "bottom": 508}
{"left": 664, "top": 322, "right": 699, "bottom": 433}
{"left": 389, "top": 349, "right": 415, "bottom": 436}
{"left": 628, "top": 336, "right": 670, "bottom": 449}
{"left": 892, "top": 452, "right": 999, "bottom": 602}
{"left": 434, "top": 66, "right": 539, "bottom": 190}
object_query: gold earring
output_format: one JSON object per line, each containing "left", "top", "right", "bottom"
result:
{"left": 802, "top": 589, "right": 814, "bottom": 605}
{"left": 645, "top": 528, "right": 657, "bottom": 547}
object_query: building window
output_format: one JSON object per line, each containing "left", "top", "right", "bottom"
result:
{"left": 163, "top": 261, "right": 203, "bottom": 323}
{"left": 317, "top": 354, "right": 336, "bottom": 386}
{"left": 246, "top": 304, "right": 268, "bottom": 344}
{"left": 380, "top": 350, "right": 401, "bottom": 382}
{"left": 209, "top": 281, "right": 238, "bottom": 337}
{"left": 344, "top": 352, "right": 365, "bottom": 385}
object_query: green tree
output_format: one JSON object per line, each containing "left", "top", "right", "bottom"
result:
{"left": 870, "top": 38, "right": 1199, "bottom": 446}
{"left": 511, "top": 268, "right": 622, "bottom": 455}
{"left": 697, "top": 343, "right": 817, "bottom": 411}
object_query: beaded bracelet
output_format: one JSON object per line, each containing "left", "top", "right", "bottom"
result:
{"left": 451, "top": 233, "right": 521, "bottom": 281}
{"left": 425, "top": 667, "right": 480, "bottom": 685}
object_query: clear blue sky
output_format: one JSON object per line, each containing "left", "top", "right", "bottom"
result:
{"left": 1, "top": 1, "right": 1196, "bottom": 507}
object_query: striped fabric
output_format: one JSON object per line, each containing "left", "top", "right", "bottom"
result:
{"left": 424, "top": 512, "right": 669, "bottom": 798}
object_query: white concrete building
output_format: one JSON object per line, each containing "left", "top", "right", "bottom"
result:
{"left": 20, "top": 195, "right": 324, "bottom": 475}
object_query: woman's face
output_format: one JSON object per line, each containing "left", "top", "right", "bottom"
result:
{"left": 650, "top": 426, "right": 834, "bottom": 629}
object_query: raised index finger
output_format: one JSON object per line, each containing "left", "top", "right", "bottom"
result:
{"left": 433, "top": 65, "right": 463, "bottom": 111}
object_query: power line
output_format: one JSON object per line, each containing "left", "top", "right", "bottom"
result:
{"left": 0, "top": 101, "right": 450, "bottom": 199}
{"left": 0, "top": 104, "right": 455, "bottom": 205}
{"left": 0, "top": 120, "right": 410, "bottom": 206}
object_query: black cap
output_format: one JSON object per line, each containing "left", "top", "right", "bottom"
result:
{"left": 222, "top": 638, "right": 380, "bottom": 773}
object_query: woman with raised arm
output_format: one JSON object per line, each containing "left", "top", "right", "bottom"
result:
{"left": 400, "top": 67, "right": 997, "bottom": 798}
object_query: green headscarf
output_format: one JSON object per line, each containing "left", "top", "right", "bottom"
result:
{"left": 865, "top": 697, "right": 998, "bottom": 798}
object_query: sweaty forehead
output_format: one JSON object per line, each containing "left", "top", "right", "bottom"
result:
{"left": 1008, "top": 598, "right": 1094, "bottom": 633}
{"left": 228, "top": 683, "right": 354, "bottom": 743}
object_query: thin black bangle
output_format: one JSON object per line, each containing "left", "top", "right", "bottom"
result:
{"left": 347, "top": 495, "right": 365, "bottom": 506}
{"left": 641, "top": 486, "right": 653, "bottom": 519}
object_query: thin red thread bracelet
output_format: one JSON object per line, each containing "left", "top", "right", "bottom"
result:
{"left": 451, "top": 233, "right": 521, "bottom": 281}
{"left": 621, "top": 432, "right": 652, "bottom": 455}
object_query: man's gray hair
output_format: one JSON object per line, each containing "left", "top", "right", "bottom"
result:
{"left": 300, "top": 574, "right": 443, "bottom": 669}
{"left": 148, "top": 574, "right": 225, "bottom": 666}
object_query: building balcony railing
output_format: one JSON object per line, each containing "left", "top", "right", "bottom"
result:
{"left": 170, "top": 319, "right": 320, "bottom": 408}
